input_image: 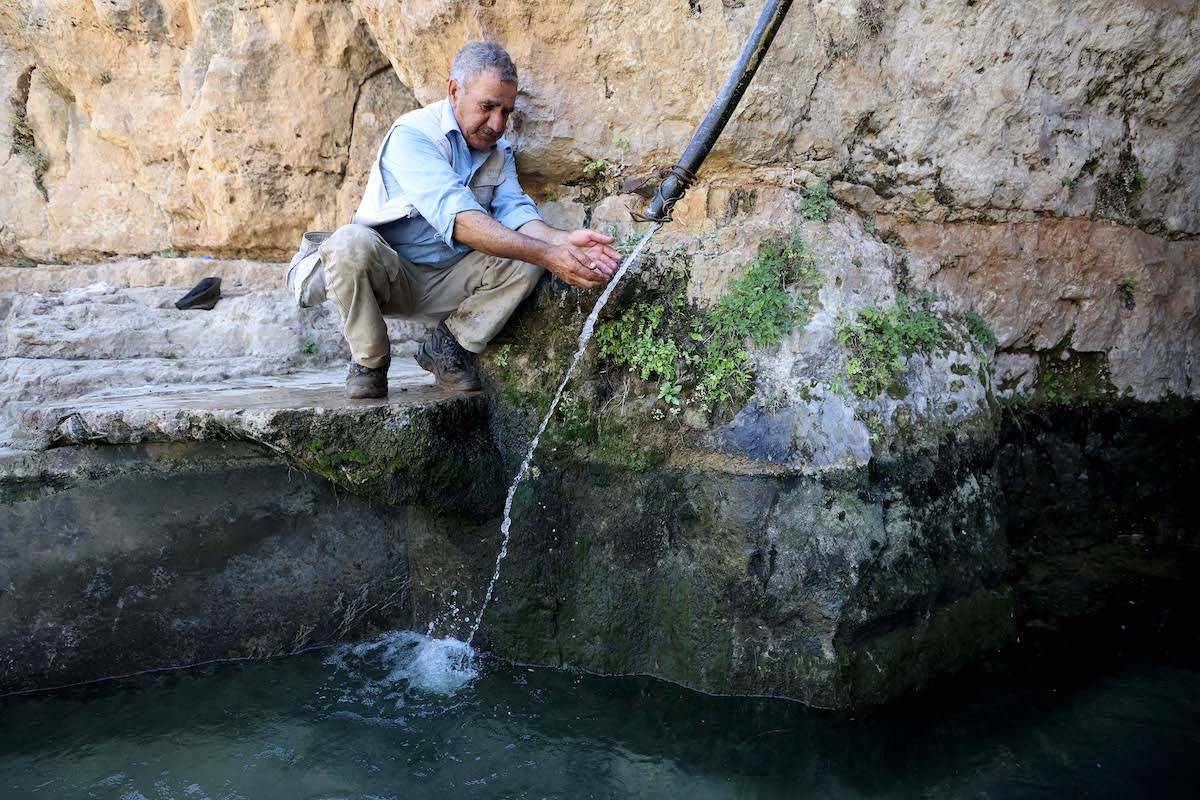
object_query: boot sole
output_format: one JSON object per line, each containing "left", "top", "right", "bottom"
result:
{"left": 347, "top": 383, "right": 388, "bottom": 399}
{"left": 415, "top": 344, "right": 482, "bottom": 392}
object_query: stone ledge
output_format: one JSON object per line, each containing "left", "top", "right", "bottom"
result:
{"left": 8, "top": 362, "right": 505, "bottom": 518}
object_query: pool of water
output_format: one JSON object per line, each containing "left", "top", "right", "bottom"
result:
{"left": 2, "top": 630, "right": 1198, "bottom": 799}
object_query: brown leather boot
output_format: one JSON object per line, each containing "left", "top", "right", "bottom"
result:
{"left": 415, "top": 321, "right": 481, "bottom": 391}
{"left": 346, "top": 357, "right": 389, "bottom": 399}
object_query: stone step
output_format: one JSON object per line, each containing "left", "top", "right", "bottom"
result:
{"left": 7, "top": 360, "right": 456, "bottom": 452}
{"left": 2, "top": 284, "right": 425, "bottom": 361}
{"left": 0, "top": 282, "right": 433, "bottom": 446}
{"left": 0, "top": 356, "right": 307, "bottom": 444}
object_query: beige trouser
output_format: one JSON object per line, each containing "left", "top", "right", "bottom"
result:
{"left": 320, "top": 223, "right": 544, "bottom": 369}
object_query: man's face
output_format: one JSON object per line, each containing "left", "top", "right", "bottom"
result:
{"left": 448, "top": 69, "right": 518, "bottom": 151}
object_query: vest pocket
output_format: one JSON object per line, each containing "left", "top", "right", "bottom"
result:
{"left": 469, "top": 150, "right": 505, "bottom": 211}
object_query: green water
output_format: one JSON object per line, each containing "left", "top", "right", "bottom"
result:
{"left": 2, "top": 631, "right": 1198, "bottom": 799}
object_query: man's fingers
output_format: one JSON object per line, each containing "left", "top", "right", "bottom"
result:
{"left": 588, "top": 252, "right": 618, "bottom": 275}
{"left": 565, "top": 253, "right": 603, "bottom": 288}
{"left": 570, "top": 260, "right": 607, "bottom": 289}
{"left": 586, "top": 229, "right": 616, "bottom": 244}
{"left": 583, "top": 246, "right": 619, "bottom": 275}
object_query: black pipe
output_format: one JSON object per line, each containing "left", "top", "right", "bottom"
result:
{"left": 638, "top": 0, "right": 795, "bottom": 223}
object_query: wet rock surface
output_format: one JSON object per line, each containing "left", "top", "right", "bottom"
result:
{"left": 0, "top": 442, "right": 412, "bottom": 695}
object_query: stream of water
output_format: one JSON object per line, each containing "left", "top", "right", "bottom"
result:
{"left": 465, "top": 225, "right": 661, "bottom": 645}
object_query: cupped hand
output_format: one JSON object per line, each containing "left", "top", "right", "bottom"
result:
{"left": 566, "top": 229, "right": 621, "bottom": 276}
{"left": 545, "top": 244, "right": 611, "bottom": 290}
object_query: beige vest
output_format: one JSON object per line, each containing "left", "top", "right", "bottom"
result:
{"left": 352, "top": 99, "right": 507, "bottom": 228}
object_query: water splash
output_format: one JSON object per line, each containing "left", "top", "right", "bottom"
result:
{"left": 466, "top": 225, "right": 662, "bottom": 644}
{"left": 323, "top": 631, "right": 478, "bottom": 699}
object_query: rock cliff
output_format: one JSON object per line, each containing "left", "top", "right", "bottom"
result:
{"left": 2, "top": 0, "right": 1196, "bottom": 398}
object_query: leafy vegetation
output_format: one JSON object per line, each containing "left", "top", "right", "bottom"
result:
{"left": 1127, "top": 170, "right": 1147, "bottom": 201}
{"left": 596, "top": 232, "right": 822, "bottom": 414}
{"left": 836, "top": 294, "right": 947, "bottom": 398}
{"left": 1036, "top": 351, "right": 1117, "bottom": 406}
{"left": 582, "top": 158, "right": 610, "bottom": 179}
{"left": 799, "top": 178, "right": 833, "bottom": 222}
{"left": 1119, "top": 277, "right": 1138, "bottom": 304}
{"left": 9, "top": 109, "right": 48, "bottom": 184}
{"left": 961, "top": 309, "right": 997, "bottom": 350}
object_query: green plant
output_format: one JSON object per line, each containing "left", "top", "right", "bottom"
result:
{"left": 9, "top": 110, "right": 48, "bottom": 175}
{"left": 596, "top": 301, "right": 682, "bottom": 386}
{"left": 1034, "top": 348, "right": 1118, "bottom": 407}
{"left": 597, "top": 230, "right": 822, "bottom": 414}
{"left": 494, "top": 343, "right": 511, "bottom": 368}
{"left": 799, "top": 178, "right": 833, "bottom": 222}
{"left": 836, "top": 294, "right": 947, "bottom": 398}
{"left": 1061, "top": 174, "right": 1075, "bottom": 191}
{"left": 863, "top": 217, "right": 877, "bottom": 234}
{"left": 1119, "top": 277, "right": 1137, "bottom": 307}
{"left": 301, "top": 340, "right": 318, "bottom": 355}
{"left": 1127, "top": 170, "right": 1147, "bottom": 201}
{"left": 583, "top": 158, "right": 610, "bottom": 179}
{"left": 614, "top": 136, "right": 632, "bottom": 154}
{"left": 961, "top": 309, "right": 997, "bottom": 350}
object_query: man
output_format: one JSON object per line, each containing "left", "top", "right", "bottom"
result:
{"left": 320, "top": 41, "right": 622, "bottom": 398}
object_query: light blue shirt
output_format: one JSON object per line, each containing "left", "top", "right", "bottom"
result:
{"left": 375, "top": 100, "right": 542, "bottom": 267}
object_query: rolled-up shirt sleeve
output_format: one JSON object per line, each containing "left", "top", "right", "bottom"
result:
{"left": 491, "top": 145, "right": 543, "bottom": 232}
{"left": 379, "top": 125, "right": 485, "bottom": 248}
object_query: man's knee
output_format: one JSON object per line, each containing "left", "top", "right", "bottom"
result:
{"left": 321, "top": 224, "right": 381, "bottom": 276}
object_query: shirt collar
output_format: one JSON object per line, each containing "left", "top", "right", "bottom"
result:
{"left": 438, "top": 98, "right": 463, "bottom": 138}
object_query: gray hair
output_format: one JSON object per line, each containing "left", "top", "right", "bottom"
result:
{"left": 450, "top": 41, "right": 518, "bottom": 90}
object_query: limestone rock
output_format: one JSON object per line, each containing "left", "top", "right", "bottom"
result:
{"left": 895, "top": 217, "right": 1200, "bottom": 400}
{"left": 0, "top": 0, "right": 410, "bottom": 261}
{"left": 352, "top": 0, "right": 1199, "bottom": 235}
{"left": 4, "top": 0, "right": 1197, "bottom": 262}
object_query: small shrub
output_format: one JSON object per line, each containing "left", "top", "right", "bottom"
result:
{"left": 858, "top": 0, "right": 885, "bottom": 36}
{"left": 583, "top": 158, "right": 610, "bottom": 179}
{"left": 9, "top": 110, "right": 48, "bottom": 174}
{"left": 836, "top": 294, "right": 947, "bottom": 398}
{"left": 962, "top": 309, "right": 997, "bottom": 350}
{"left": 1119, "top": 277, "right": 1137, "bottom": 309}
{"left": 596, "top": 301, "right": 682, "bottom": 387}
{"left": 799, "top": 178, "right": 833, "bottom": 222}
{"left": 301, "top": 340, "right": 318, "bottom": 355}
{"left": 597, "top": 230, "right": 822, "bottom": 414}
{"left": 1127, "top": 170, "right": 1147, "bottom": 201}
